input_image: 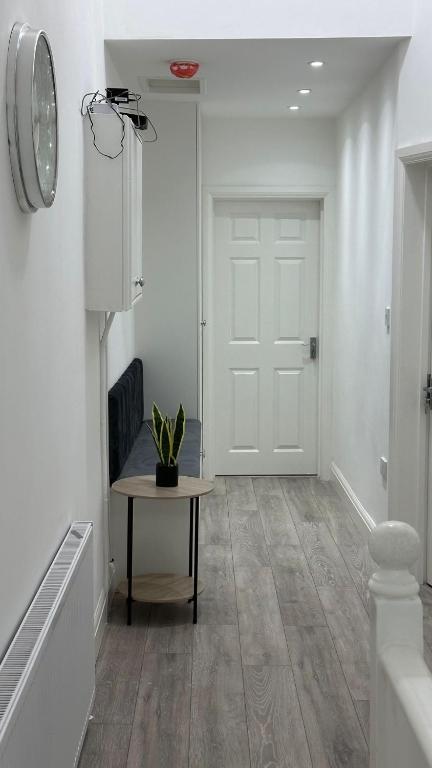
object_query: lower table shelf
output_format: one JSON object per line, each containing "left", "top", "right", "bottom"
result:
{"left": 118, "top": 573, "right": 205, "bottom": 604}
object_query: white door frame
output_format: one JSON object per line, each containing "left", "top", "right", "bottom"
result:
{"left": 389, "top": 142, "right": 432, "bottom": 581}
{"left": 201, "top": 184, "right": 335, "bottom": 480}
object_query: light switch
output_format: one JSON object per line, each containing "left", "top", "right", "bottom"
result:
{"left": 380, "top": 456, "right": 388, "bottom": 483}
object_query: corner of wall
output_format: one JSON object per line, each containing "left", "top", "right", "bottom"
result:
{"left": 331, "top": 49, "right": 399, "bottom": 529}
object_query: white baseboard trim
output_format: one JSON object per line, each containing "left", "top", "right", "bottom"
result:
{"left": 330, "top": 461, "right": 376, "bottom": 533}
{"left": 93, "top": 561, "right": 117, "bottom": 657}
{"left": 74, "top": 689, "right": 95, "bottom": 768}
{"left": 94, "top": 588, "right": 107, "bottom": 657}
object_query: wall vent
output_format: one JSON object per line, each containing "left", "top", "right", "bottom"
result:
{"left": 138, "top": 76, "right": 206, "bottom": 99}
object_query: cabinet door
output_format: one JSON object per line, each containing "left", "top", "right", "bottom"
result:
{"left": 85, "top": 112, "right": 124, "bottom": 310}
{"left": 123, "top": 118, "right": 143, "bottom": 308}
{"left": 130, "top": 122, "right": 143, "bottom": 304}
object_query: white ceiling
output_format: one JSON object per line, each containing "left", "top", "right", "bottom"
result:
{"left": 106, "top": 37, "right": 403, "bottom": 118}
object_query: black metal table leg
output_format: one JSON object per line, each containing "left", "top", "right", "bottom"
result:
{"left": 189, "top": 498, "right": 194, "bottom": 577}
{"left": 126, "top": 496, "right": 134, "bottom": 625}
{"left": 193, "top": 496, "right": 200, "bottom": 624}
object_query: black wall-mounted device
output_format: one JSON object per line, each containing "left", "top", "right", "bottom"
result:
{"left": 126, "top": 114, "right": 148, "bottom": 130}
{"left": 106, "top": 87, "right": 130, "bottom": 104}
{"left": 106, "top": 87, "right": 148, "bottom": 130}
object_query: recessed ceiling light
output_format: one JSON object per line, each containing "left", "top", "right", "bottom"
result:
{"left": 298, "top": 88, "right": 311, "bottom": 95}
{"left": 309, "top": 60, "right": 324, "bottom": 68}
{"left": 288, "top": 105, "right": 301, "bottom": 111}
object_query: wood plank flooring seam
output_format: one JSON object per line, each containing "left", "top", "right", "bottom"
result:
{"left": 317, "top": 586, "right": 369, "bottom": 702}
{"left": 200, "top": 477, "right": 246, "bottom": 768}
{"left": 285, "top": 626, "right": 369, "bottom": 766}
{"left": 243, "top": 664, "right": 313, "bottom": 768}
{"left": 314, "top": 606, "right": 370, "bottom": 751}
{"left": 276, "top": 478, "right": 370, "bottom": 748}
{"left": 276, "top": 480, "right": 344, "bottom": 603}
{"left": 190, "top": 479, "right": 251, "bottom": 768}
{"left": 233, "top": 479, "right": 291, "bottom": 668}
{"left": 318, "top": 507, "right": 370, "bottom": 609}
{"left": 264, "top": 479, "right": 315, "bottom": 767}
{"left": 311, "top": 482, "right": 372, "bottom": 613}
{"left": 229, "top": 479, "right": 253, "bottom": 768}
{"left": 188, "top": 633, "right": 194, "bottom": 768}
{"left": 128, "top": 652, "right": 192, "bottom": 767}
{"left": 188, "top": 480, "right": 231, "bottom": 766}
{"left": 299, "top": 506, "right": 370, "bottom": 743}
{"left": 279, "top": 479, "right": 355, "bottom": 589}
{"left": 302, "top": 551, "right": 370, "bottom": 743}
{"left": 281, "top": 627, "right": 316, "bottom": 768}
{"left": 236, "top": 479, "right": 313, "bottom": 764}
{"left": 323, "top": 512, "right": 372, "bottom": 614}
{"left": 220, "top": 483, "right": 239, "bottom": 631}
{"left": 124, "top": 611, "right": 151, "bottom": 767}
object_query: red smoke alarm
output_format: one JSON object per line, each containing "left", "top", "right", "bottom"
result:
{"left": 170, "top": 61, "right": 200, "bottom": 79}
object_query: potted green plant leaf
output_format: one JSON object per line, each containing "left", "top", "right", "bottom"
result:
{"left": 147, "top": 402, "right": 186, "bottom": 487}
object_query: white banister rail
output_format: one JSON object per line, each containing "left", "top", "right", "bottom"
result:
{"left": 369, "top": 520, "right": 432, "bottom": 768}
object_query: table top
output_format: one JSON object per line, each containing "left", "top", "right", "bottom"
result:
{"left": 111, "top": 475, "right": 214, "bottom": 500}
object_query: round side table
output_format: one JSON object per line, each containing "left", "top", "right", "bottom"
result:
{"left": 111, "top": 475, "right": 214, "bottom": 625}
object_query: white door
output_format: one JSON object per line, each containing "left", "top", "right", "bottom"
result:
{"left": 213, "top": 199, "right": 320, "bottom": 475}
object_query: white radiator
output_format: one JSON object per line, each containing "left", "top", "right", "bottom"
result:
{"left": 0, "top": 522, "right": 95, "bottom": 768}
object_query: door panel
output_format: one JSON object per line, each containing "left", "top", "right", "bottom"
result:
{"left": 275, "top": 258, "right": 303, "bottom": 341}
{"left": 231, "top": 369, "right": 259, "bottom": 451}
{"left": 213, "top": 199, "right": 320, "bottom": 475}
{"left": 230, "top": 259, "right": 260, "bottom": 342}
{"left": 273, "top": 368, "right": 303, "bottom": 451}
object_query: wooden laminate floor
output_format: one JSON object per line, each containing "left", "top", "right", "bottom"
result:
{"left": 79, "top": 476, "right": 432, "bottom": 768}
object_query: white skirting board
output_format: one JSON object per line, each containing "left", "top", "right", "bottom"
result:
{"left": 93, "top": 560, "right": 117, "bottom": 656}
{"left": 94, "top": 588, "right": 108, "bottom": 657}
{"left": 330, "top": 461, "right": 376, "bottom": 534}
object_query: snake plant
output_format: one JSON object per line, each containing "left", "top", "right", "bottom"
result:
{"left": 147, "top": 402, "right": 186, "bottom": 466}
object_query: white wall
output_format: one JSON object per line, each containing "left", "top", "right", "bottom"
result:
{"left": 332, "top": 51, "right": 400, "bottom": 524}
{"left": 203, "top": 117, "right": 336, "bottom": 188}
{"left": 0, "top": 1, "right": 108, "bottom": 656}
{"left": 397, "top": 0, "right": 432, "bottom": 148}
{"left": 107, "top": 311, "right": 137, "bottom": 388}
{"left": 134, "top": 100, "right": 199, "bottom": 419}
{"left": 104, "top": 0, "right": 413, "bottom": 40}
{"left": 332, "top": 2, "right": 432, "bottom": 529}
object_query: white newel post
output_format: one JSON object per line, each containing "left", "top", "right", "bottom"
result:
{"left": 368, "top": 520, "right": 422, "bottom": 768}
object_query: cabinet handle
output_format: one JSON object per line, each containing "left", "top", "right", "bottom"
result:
{"left": 135, "top": 277, "right": 145, "bottom": 287}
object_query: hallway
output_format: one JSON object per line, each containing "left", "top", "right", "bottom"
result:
{"left": 79, "top": 477, "right": 432, "bottom": 767}
{"left": 78, "top": 476, "right": 392, "bottom": 768}
{"left": 3, "top": 1, "right": 432, "bottom": 765}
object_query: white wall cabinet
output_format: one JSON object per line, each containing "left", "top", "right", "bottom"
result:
{"left": 85, "top": 109, "right": 143, "bottom": 311}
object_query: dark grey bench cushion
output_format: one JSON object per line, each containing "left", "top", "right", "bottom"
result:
{"left": 108, "top": 356, "right": 201, "bottom": 483}
{"left": 120, "top": 419, "right": 201, "bottom": 479}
